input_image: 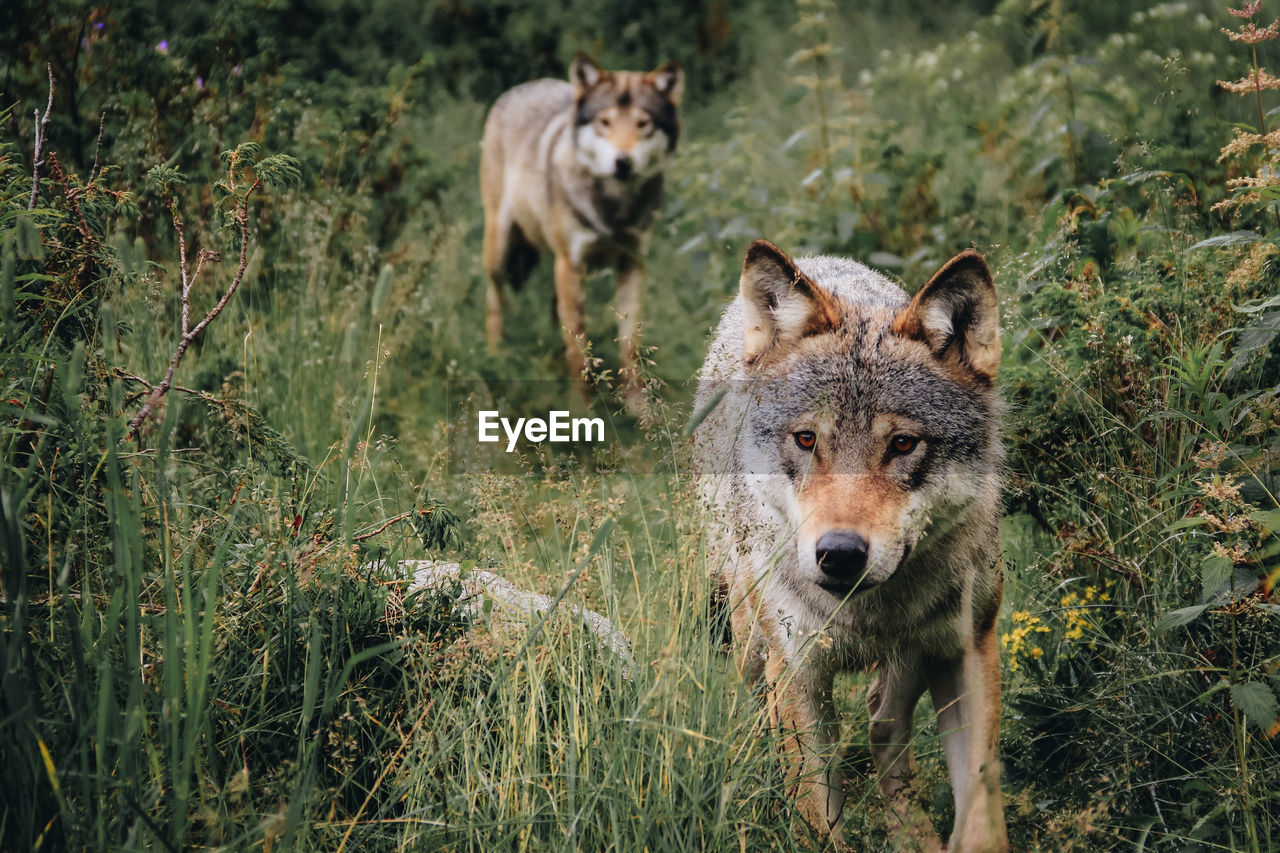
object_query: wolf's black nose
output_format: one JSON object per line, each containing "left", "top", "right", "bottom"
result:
{"left": 615, "top": 155, "right": 633, "bottom": 179}
{"left": 816, "top": 531, "right": 870, "bottom": 588}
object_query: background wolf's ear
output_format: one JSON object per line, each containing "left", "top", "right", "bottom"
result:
{"left": 646, "top": 61, "right": 684, "bottom": 105}
{"left": 739, "top": 240, "right": 841, "bottom": 364}
{"left": 892, "top": 250, "right": 1000, "bottom": 382}
{"left": 571, "top": 53, "right": 605, "bottom": 96}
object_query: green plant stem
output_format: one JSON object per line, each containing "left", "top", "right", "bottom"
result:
{"left": 1250, "top": 43, "right": 1280, "bottom": 233}
{"left": 1228, "top": 594, "right": 1262, "bottom": 853}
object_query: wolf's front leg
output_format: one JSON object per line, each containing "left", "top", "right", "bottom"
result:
{"left": 764, "top": 652, "right": 845, "bottom": 845}
{"left": 615, "top": 258, "right": 645, "bottom": 412}
{"left": 485, "top": 276, "right": 505, "bottom": 356}
{"left": 866, "top": 664, "right": 944, "bottom": 853}
{"left": 553, "top": 253, "right": 589, "bottom": 388}
{"left": 926, "top": 629, "right": 1009, "bottom": 853}
{"left": 482, "top": 217, "right": 507, "bottom": 354}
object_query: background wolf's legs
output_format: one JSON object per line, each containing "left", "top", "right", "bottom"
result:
{"left": 482, "top": 213, "right": 508, "bottom": 354}
{"left": 765, "top": 652, "right": 845, "bottom": 843}
{"left": 485, "top": 279, "right": 505, "bottom": 355}
{"left": 867, "top": 664, "right": 945, "bottom": 853}
{"left": 615, "top": 259, "right": 644, "bottom": 409}
{"left": 553, "top": 253, "right": 588, "bottom": 385}
{"left": 484, "top": 215, "right": 544, "bottom": 355}
{"left": 927, "top": 633, "right": 1009, "bottom": 853}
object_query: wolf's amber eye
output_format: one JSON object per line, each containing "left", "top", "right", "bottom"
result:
{"left": 890, "top": 434, "right": 919, "bottom": 455}
{"left": 636, "top": 117, "right": 651, "bottom": 132}
{"left": 597, "top": 115, "right": 612, "bottom": 128}
{"left": 794, "top": 431, "right": 817, "bottom": 451}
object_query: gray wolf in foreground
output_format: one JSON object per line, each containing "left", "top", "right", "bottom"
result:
{"left": 480, "top": 53, "right": 683, "bottom": 406}
{"left": 695, "top": 240, "right": 1008, "bottom": 852}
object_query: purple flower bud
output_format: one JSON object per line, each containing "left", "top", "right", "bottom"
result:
{"left": 157, "top": 40, "right": 169, "bottom": 54}
{"left": 94, "top": 21, "right": 105, "bottom": 30}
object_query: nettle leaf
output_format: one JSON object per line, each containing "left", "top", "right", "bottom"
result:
{"left": 1165, "top": 516, "right": 1211, "bottom": 533}
{"left": 221, "top": 141, "right": 261, "bottom": 168}
{"left": 1230, "top": 681, "right": 1280, "bottom": 730}
{"left": 1234, "top": 293, "right": 1280, "bottom": 315}
{"left": 1200, "top": 555, "right": 1232, "bottom": 604}
{"left": 255, "top": 154, "right": 302, "bottom": 191}
{"left": 1113, "top": 169, "right": 1174, "bottom": 184}
{"left": 1206, "top": 565, "right": 1260, "bottom": 606}
{"left": 145, "top": 164, "right": 186, "bottom": 194}
{"left": 414, "top": 498, "right": 464, "bottom": 553}
{"left": 1186, "top": 231, "right": 1262, "bottom": 250}
{"left": 1249, "top": 508, "right": 1280, "bottom": 534}
{"left": 14, "top": 212, "right": 43, "bottom": 260}
{"left": 1156, "top": 603, "right": 1208, "bottom": 632}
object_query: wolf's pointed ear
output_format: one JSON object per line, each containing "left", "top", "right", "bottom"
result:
{"left": 646, "top": 61, "right": 684, "bottom": 105}
{"left": 892, "top": 250, "right": 1000, "bottom": 382}
{"left": 739, "top": 240, "right": 841, "bottom": 365}
{"left": 571, "top": 53, "right": 606, "bottom": 96}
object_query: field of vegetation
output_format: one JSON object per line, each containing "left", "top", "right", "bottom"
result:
{"left": 2, "top": 0, "right": 1278, "bottom": 849}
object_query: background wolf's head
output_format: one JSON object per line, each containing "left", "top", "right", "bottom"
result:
{"left": 570, "top": 53, "right": 683, "bottom": 181}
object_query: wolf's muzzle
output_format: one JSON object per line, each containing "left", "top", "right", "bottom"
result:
{"left": 614, "top": 155, "right": 634, "bottom": 180}
{"left": 815, "top": 530, "right": 874, "bottom": 594}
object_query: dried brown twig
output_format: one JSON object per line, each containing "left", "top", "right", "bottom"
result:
{"left": 126, "top": 144, "right": 299, "bottom": 440}
{"left": 28, "top": 64, "right": 54, "bottom": 211}
{"left": 88, "top": 111, "right": 106, "bottom": 185}
{"left": 47, "top": 154, "right": 94, "bottom": 244}
{"left": 127, "top": 179, "right": 253, "bottom": 438}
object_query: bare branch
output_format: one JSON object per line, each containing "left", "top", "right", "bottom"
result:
{"left": 88, "top": 111, "right": 106, "bottom": 184}
{"left": 190, "top": 248, "right": 221, "bottom": 299}
{"left": 28, "top": 64, "right": 54, "bottom": 211}
{"left": 352, "top": 508, "right": 432, "bottom": 543}
{"left": 115, "top": 369, "right": 211, "bottom": 399}
{"left": 128, "top": 179, "right": 262, "bottom": 438}
{"left": 168, "top": 196, "right": 192, "bottom": 336}
{"left": 185, "top": 180, "right": 258, "bottom": 343}
{"left": 48, "top": 154, "right": 94, "bottom": 243}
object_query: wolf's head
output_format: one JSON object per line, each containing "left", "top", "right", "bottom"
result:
{"left": 732, "top": 240, "right": 1001, "bottom": 601}
{"left": 570, "top": 53, "right": 683, "bottom": 181}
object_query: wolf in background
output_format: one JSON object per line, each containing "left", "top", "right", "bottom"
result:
{"left": 480, "top": 53, "right": 683, "bottom": 407}
{"left": 694, "top": 240, "right": 1009, "bottom": 852}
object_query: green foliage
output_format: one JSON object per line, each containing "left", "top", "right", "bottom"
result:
{"left": 146, "top": 164, "right": 187, "bottom": 195}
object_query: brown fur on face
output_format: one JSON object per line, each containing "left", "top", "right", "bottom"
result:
{"left": 783, "top": 404, "right": 936, "bottom": 563}
{"left": 796, "top": 473, "right": 907, "bottom": 553}
{"left": 788, "top": 413, "right": 930, "bottom": 586}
